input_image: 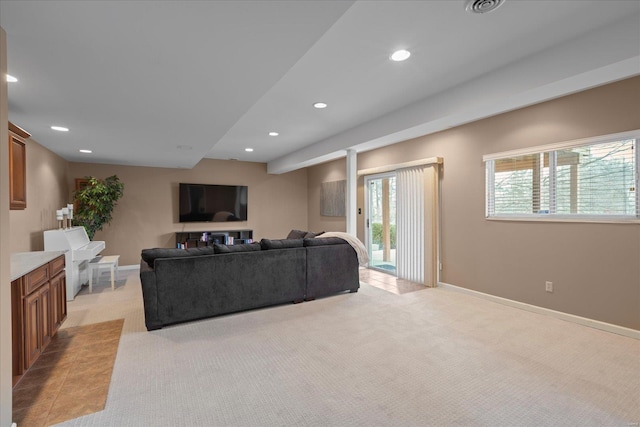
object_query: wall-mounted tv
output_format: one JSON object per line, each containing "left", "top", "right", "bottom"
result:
{"left": 179, "top": 183, "right": 248, "bottom": 222}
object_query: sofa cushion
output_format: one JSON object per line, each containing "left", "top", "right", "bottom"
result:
{"left": 260, "top": 238, "right": 304, "bottom": 250}
{"left": 214, "top": 242, "right": 262, "bottom": 254}
{"left": 303, "top": 237, "right": 347, "bottom": 247}
{"left": 141, "top": 246, "right": 214, "bottom": 268}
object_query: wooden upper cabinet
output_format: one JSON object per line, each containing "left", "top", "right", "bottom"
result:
{"left": 9, "top": 121, "right": 30, "bottom": 210}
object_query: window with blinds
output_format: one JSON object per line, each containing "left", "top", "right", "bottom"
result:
{"left": 484, "top": 131, "right": 639, "bottom": 221}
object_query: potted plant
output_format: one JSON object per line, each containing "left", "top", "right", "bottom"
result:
{"left": 73, "top": 175, "right": 124, "bottom": 239}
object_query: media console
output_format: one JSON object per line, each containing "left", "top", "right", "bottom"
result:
{"left": 175, "top": 229, "right": 253, "bottom": 248}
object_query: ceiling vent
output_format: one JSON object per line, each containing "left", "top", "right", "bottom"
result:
{"left": 465, "top": 0, "right": 505, "bottom": 14}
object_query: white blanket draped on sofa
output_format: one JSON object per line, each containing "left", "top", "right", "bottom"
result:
{"left": 316, "top": 232, "right": 369, "bottom": 266}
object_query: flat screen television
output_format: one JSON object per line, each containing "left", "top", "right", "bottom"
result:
{"left": 179, "top": 183, "right": 248, "bottom": 222}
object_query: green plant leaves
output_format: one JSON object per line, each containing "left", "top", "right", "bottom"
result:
{"left": 72, "top": 175, "right": 124, "bottom": 239}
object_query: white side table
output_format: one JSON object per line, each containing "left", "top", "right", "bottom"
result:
{"left": 88, "top": 255, "right": 120, "bottom": 292}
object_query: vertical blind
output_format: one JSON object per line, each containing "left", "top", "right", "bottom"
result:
{"left": 396, "top": 167, "right": 424, "bottom": 284}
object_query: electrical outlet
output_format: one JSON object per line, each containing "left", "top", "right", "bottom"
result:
{"left": 545, "top": 281, "right": 553, "bottom": 293}
{"left": 439, "top": 263, "right": 443, "bottom": 271}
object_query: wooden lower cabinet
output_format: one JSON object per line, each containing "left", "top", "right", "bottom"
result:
{"left": 12, "top": 254, "right": 67, "bottom": 385}
{"left": 25, "top": 281, "right": 58, "bottom": 368}
{"left": 23, "top": 288, "right": 44, "bottom": 369}
{"left": 50, "top": 272, "right": 67, "bottom": 332}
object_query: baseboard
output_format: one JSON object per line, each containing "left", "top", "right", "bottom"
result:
{"left": 118, "top": 264, "right": 140, "bottom": 271}
{"left": 437, "top": 282, "right": 640, "bottom": 340}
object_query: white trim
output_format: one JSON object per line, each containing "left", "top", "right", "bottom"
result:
{"left": 358, "top": 157, "right": 442, "bottom": 176}
{"left": 346, "top": 149, "right": 357, "bottom": 236}
{"left": 363, "top": 172, "right": 397, "bottom": 270}
{"left": 482, "top": 129, "right": 640, "bottom": 161}
{"left": 436, "top": 171, "right": 443, "bottom": 284}
{"left": 425, "top": 166, "right": 438, "bottom": 287}
{"left": 363, "top": 176, "right": 371, "bottom": 262}
{"left": 118, "top": 264, "right": 140, "bottom": 271}
{"left": 636, "top": 133, "right": 640, "bottom": 215}
{"left": 437, "top": 281, "right": 640, "bottom": 340}
{"left": 485, "top": 160, "right": 494, "bottom": 217}
{"left": 548, "top": 151, "right": 557, "bottom": 214}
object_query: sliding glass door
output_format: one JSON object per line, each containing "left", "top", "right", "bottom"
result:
{"left": 364, "top": 163, "right": 439, "bottom": 286}
{"left": 365, "top": 173, "right": 396, "bottom": 274}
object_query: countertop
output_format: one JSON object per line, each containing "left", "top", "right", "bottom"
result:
{"left": 11, "top": 251, "right": 67, "bottom": 281}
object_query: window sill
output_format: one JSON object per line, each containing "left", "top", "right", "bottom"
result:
{"left": 486, "top": 216, "right": 640, "bottom": 225}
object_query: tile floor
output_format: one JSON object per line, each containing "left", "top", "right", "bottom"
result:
{"left": 359, "top": 267, "right": 427, "bottom": 294}
{"left": 12, "top": 319, "right": 124, "bottom": 427}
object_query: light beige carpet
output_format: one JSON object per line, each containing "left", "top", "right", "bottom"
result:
{"left": 54, "top": 270, "right": 639, "bottom": 426}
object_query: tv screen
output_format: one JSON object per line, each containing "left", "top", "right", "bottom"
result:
{"left": 179, "top": 183, "right": 248, "bottom": 222}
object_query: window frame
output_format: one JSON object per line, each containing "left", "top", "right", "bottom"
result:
{"left": 483, "top": 129, "right": 640, "bottom": 224}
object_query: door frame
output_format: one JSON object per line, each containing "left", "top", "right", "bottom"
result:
{"left": 364, "top": 171, "right": 396, "bottom": 273}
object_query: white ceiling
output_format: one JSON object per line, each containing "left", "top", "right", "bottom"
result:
{"left": 1, "top": 1, "right": 639, "bottom": 173}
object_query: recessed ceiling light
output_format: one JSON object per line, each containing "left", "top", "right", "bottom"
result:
{"left": 51, "top": 126, "right": 69, "bottom": 132}
{"left": 79, "top": 149, "right": 92, "bottom": 154}
{"left": 390, "top": 49, "right": 411, "bottom": 62}
{"left": 245, "top": 148, "right": 254, "bottom": 152}
{"left": 6, "top": 74, "right": 18, "bottom": 83}
{"left": 268, "top": 132, "right": 279, "bottom": 136}
{"left": 313, "top": 102, "right": 328, "bottom": 109}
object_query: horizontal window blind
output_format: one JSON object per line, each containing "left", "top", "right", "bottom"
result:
{"left": 491, "top": 153, "right": 550, "bottom": 215}
{"left": 555, "top": 140, "right": 636, "bottom": 215}
{"left": 485, "top": 133, "right": 638, "bottom": 220}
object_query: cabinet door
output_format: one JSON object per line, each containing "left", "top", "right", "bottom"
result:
{"left": 40, "top": 284, "right": 52, "bottom": 349}
{"left": 59, "top": 274, "right": 67, "bottom": 323}
{"left": 11, "top": 279, "right": 25, "bottom": 378}
{"left": 50, "top": 273, "right": 67, "bottom": 333}
{"left": 23, "top": 291, "right": 41, "bottom": 369}
{"left": 9, "top": 134, "right": 27, "bottom": 210}
{"left": 50, "top": 275, "right": 61, "bottom": 334}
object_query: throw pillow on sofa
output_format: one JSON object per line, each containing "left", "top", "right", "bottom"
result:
{"left": 286, "top": 229, "right": 308, "bottom": 239}
{"left": 213, "top": 242, "right": 262, "bottom": 254}
{"left": 286, "top": 229, "right": 325, "bottom": 239}
{"left": 141, "top": 246, "right": 214, "bottom": 268}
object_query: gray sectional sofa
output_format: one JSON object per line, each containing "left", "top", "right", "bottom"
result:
{"left": 139, "top": 237, "right": 359, "bottom": 330}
